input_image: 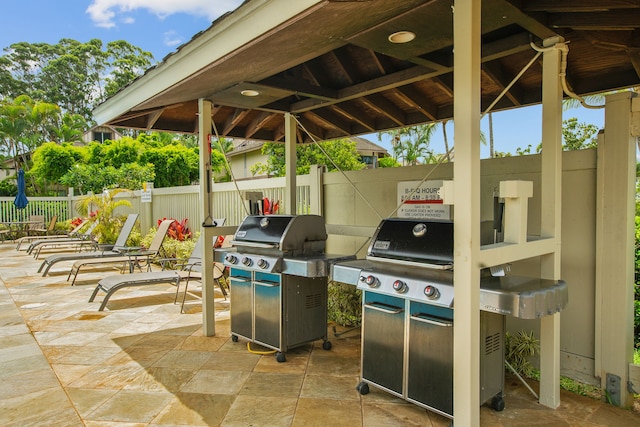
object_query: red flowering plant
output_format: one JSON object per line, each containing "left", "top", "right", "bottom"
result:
{"left": 262, "top": 198, "right": 280, "bottom": 215}
{"left": 158, "top": 218, "right": 192, "bottom": 241}
{"left": 70, "top": 217, "right": 84, "bottom": 228}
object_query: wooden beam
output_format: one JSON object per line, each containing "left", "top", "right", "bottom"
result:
{"left": 306, "top": 109, "right": 353, "bottom": 135}
{"left": 360, "top": 94, "right": 406, "bottom": 126}
{"left": 260, "top": 76, "right": 338, "bottom": 101}
{"left": 291, "top": 64, "right": 438, "bottom": 112}
{"left": 629, "top": 48, "right": 640, "bottom": 79}
{"left": 481, "top": 62, "right": 524, "bottom": 106}
{"left": 548, "top": 10, "right": 640, "bottom": 30}
{"left": 331, "top": 104, "right": 377, "bottom": 132}
{"left": 223, "top": 109, "right": 250, "bottom": 135}
{"left": 522, "top": 0, "right": 640, "bottom": 13}
{"left": 393, "top": 87, "right": 438, "bottom": 120}
{"left": 244, "top": 111, "right": 274, "bottom": 139}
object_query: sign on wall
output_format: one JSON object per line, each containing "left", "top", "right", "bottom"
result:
{"left": 397, "top": 180, "right": 451, "bottom": 220}
{"left": 141, "top": 182, "right": 153, "bottom": 203}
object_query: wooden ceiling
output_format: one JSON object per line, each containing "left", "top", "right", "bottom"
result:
{"left": 100, "top": 0, "right": 640, "bottom": 142}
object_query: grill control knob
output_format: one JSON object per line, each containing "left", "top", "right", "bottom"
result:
{"left": 225, "top": 254, "right": 238, "bottom": 264}
{"left": 424, "top": 285, "right": 440, "bottom": 300}
{"left": 361, "top": 275, "right": 379, "bottom": 288}
{"left": 257, "top": 258, "right": 269, "bottom": 269}
{"left": 392, "top": 280, "right": 408, "bottom": 293}
{"left": 241, "top": 256, "right": 253, "bottom": 267}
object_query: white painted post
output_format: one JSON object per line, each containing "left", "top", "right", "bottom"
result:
{"left": 308, "top": 164, "right": 324, "bottom": 215}
{"left": 453, "top": 0, "right": 481, "bottom": 424}
{"left": 539, "top": 36, "right": 564, "bottom": 409}
{"left": 595, "top": 92, "right": 637, "bottom": 407}
{"left": 198, "top": 98, "right": 216, "bottom": 336}
{"left": 284, "top": 113, "right": 297, "bottom": 215}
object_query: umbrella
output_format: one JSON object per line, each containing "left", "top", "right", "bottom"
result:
{"left": 14, "top": 169, "right": 28, "bottom": 210}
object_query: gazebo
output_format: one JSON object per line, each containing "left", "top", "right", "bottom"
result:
{"left": 93, "top": 1, "right": 640, "bottom": 424}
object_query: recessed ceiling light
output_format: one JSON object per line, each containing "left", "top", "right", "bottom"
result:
{"left": 241, "top": 89, "right": 260, "bottom": 97}
{"left": 388, "top": 31, "right": 416, "bottom": 44}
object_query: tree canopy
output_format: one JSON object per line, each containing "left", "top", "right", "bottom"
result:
{"left": 251, "top": 139, "right": 366, "bottom": 176}
{"left": 0, "top": 39, "right": 153, "bottom": 122}
{"left": 29, "top": 132, "right": 225, "bottom": 194}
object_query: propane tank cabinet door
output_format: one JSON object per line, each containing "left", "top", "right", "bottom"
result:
{"left": 361, "top": 292, "right": 405, "bottom": 396}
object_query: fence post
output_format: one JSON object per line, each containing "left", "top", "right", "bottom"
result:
{"left": 309, "top": 164, "right": 324, "bottom": 215}
{"left": 141, "top": 182, "right": 153, "bottom": 235}
{"left": 67, "top": 187, "right": 75, "bottom": 220}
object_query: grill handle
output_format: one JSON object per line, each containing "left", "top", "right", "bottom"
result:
{"left": 230, "top": 240, "right": 278, "bottom": 249}
{"left": 364, "top": 302, "right": 403, "bottom": 314}
{"left": 254, "top": 280, "right": 280, "bottom": 287}
{"left": 410, "top": 313, "right": 453, "bottom": 327}
{"left": 230, "top": 277, "right": 250, "bottom": 283}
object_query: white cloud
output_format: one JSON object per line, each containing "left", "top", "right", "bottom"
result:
{"left": 163, "top": 30, "right": 183, "bottom": 47}
{"left": 86, "top": 0, "right": 243, "bottom": 29}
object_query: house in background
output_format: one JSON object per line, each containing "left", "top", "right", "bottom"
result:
{"left": 223, "top": 136, "right": 389, "bottom": 180}
{"left": 82, "top": 125, "right": 123, "bottom": 144}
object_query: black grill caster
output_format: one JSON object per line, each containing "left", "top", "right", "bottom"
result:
{"left": 275, "top": 352, "right": 286, "bottom": 363}
{"left": 322, "top": 340, "right": 332, "bottom": 350}
{"left": 491, "top": 394, "right": 505, "bottom": 412}
{"left": 231, "top": 335, "right": 239, "bottom": 342}
{"left": 356, "top": 381, "right": 369, "bottom": 395}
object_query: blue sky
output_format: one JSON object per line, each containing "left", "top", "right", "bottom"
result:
{"left": 0, "top": 0, "right": 605, "bottom": 157}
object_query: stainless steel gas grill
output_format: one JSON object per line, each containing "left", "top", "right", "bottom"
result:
{"left": 332, "top": 218, "right": 568, "bottom": 419}
{"left": 223, "top": 214, "right": 353, "bottom": 362}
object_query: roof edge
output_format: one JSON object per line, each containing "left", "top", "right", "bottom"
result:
{"left": 93, "top": 0, "right": 325, "bottom": 126}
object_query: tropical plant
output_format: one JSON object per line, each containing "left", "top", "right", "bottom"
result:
{"left": 505, "top": 330, "right": 539, "bottom": 376}
{"left": 75, "top": 188, "right": 133, "bottom": 244}
{"left": 378, "top": 123, "right": 439, "bottom": 165}
{"left": 262, "top": 198, "right": 280, "bottom": 214}
{"left": 158, "top": 218, "right": 191, "bottom": 241}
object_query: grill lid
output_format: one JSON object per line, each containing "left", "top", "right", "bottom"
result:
{"left": 367, "top": 218, "right": 453, "bottom": 267}
{"left": 232, "top": 214, "right": 327, "bottom": 256}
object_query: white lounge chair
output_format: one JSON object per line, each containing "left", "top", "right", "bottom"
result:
{"left": 16, "top": 216, "right": 78, "bottom": 251}
{"left": 24, "top": 220, "right": 95, "bottom": 255}
{"left": 38, "top": 214, "right": 138, "bottom": 276}
{"left": 89, "top": 223, "right": 228, "bottom": 312}
{"left": 67, "top": 219, "right": 174, "bottom": 286}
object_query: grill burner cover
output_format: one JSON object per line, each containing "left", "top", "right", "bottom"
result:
{"left": 368, "top": 218, "right": 453, "bottom": 266}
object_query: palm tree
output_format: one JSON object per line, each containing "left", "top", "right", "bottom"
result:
{"left": 76, "top": 188, "right": 133, "bottom": 244}
{"left": 378, "top": 124, "right": 438, "bottom": 166}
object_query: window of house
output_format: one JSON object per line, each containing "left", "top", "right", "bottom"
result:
{"left": 361, "top": 155, "right": 374, "bottom": 165}
{"left": 93, "top": 132, "right": 112, "bottom": 143}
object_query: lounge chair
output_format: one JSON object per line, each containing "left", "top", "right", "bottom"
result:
{"left": 17, "top": 218, "right": 88, "bottom": 251}
{"left": 175, "top": 235, "right": 229, "bottom": 313}
{"left": 26, "top": 215, "right": 45, "bottom": 236}
{"left": 27, "top": 220, "right": 97, "bottom": 256}
{"left": 66, "top": 219, "right": 174, "bottom": 286}
{"left": 31, "top": 215, "right": 57, "bottom": 236}
{"left": 38, "top": 213, "right": 138, "bottom": 276}
{"left": 89, "top": 223, "right": 228, "bottom": 312}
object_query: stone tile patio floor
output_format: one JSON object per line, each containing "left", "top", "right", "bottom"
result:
{"left": 1, "top": 243, "right": 639, "bottom": 426}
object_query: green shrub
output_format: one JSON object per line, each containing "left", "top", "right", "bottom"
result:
{"left": 327, "top": 281, "right": 362, "bottom": 327}
{"left": 505, "top": 329, "right": 539, "bottom": 377}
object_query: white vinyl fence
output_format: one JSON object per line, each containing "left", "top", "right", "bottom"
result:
{"left": 1, "top": 168, "right": 320, "bottom": 235}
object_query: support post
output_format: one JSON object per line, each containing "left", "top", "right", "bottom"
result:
{"left": 453, "top": 0, "right": 481, "bottom": 424}
{"left": 284, "top": 113, "right": 297, "bottom": 215}
{"left": 595, "top": 92, "right": 637, "bottom": 407}
{"left": 538, "top": 36, "right": 563, "bottom": 409}
{"left": 308, "top": 164, "right": 324, "bottom": 215}
{"left": 198, "top": 98, "right": 216, "bottom": 337}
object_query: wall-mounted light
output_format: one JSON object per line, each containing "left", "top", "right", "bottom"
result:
{"left": 388, "top": 31, "right": 416, "bottom": 44}
{"left": 241, "top": 89, "right": 260, "bottom": 97}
